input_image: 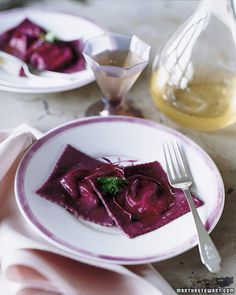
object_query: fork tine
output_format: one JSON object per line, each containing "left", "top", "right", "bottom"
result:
{"left": 175, "top": 141, "right": 191, "bottom": 177}
{"left": 169, "top": 141, "right": 182, "bottom": 177}
{"left": 163, "top": 141, "right": 191, "bottom": 181}
{"left": 163, "top": 143, "right": 173, "bottom": 179}
{"left": 163, "top": 142, "right": 179, "bottom": 179}
{"left": 163, "top": 140, "right": 193, "bottom": 187}
{"left": 173, "top": 141, "right": 187, "bottom": 176}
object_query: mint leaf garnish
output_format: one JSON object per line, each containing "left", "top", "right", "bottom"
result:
{"left": 40, "top": 32, "right": 58, "bottom": 43}
{"left": 97, "top": 176, "right": 128, "bottom": 196}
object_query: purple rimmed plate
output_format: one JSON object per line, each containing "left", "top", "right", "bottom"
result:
{"left": 14, "top": 116, "right": 225, "bottom": 265}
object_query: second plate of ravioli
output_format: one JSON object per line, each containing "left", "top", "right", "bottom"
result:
{"left": 0, "top": 8, "right": 106, "bottom": 93}
{"left": 15, "top": 116, "right": 225, "bottom": 264}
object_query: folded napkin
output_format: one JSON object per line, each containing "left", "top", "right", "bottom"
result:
{"left": 0, "top": 124, "right": 177, "bottom": 295}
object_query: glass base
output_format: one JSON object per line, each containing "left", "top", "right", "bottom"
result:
{"left": 85, "top": 100, "right": 144, "bottom": 118}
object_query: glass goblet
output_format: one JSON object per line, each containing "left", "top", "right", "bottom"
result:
{"left": 83, "top": 33, "right": 150, "bottom": 117}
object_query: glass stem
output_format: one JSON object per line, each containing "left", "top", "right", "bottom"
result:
{"left": 102, "top": 96, "right": 125, "bottom": 110}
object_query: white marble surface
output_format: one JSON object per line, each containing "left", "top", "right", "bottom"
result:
{"left": 0, "top": 0, "right": 235, "bottom": 292}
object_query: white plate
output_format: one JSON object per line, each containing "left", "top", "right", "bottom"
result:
{"left": 15, "top": 116, "right": 225, "bottom": 264}
{"left": 0, "top": 8, "right": 106, "bottom": 93}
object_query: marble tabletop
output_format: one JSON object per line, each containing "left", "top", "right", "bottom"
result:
{"left": 0, "top": 0, "right": 235, "bottom": 292}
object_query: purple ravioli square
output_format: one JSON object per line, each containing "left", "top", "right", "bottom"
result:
{"left": 90, "top": 161, "right": 204, "bottom": 238}
{"left": 36, "top": 145, "right": 113, "bottom": 226}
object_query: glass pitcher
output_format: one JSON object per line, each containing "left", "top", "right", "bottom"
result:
{"left": 151, "top": 0, "right": 236, "bottom": 131}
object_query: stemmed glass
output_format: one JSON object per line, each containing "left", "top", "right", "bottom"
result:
{"left": 83, "top": 33, "right": 150, "bottom": 117}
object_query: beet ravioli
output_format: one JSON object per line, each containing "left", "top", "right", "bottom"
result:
{"left": 0, "top": 18, "right": 85, "bottom": 73}
{"left": 37, "top": 145, "right": 203, "bottom": 238}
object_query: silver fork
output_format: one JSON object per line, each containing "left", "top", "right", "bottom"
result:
{"left": 0, "top": 50, "right": 79, "bottom": 81}
{"left": 163, "top": 141, "right": 221, "bottom": 273}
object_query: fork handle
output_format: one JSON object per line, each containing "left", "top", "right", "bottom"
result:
{"left": 183, "top": 188, "right": 221, "bottom": 273}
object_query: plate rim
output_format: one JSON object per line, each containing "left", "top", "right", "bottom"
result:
{"left": 14, "top": 116, "right": 225, "bottom": 264}
{"left": 0, "top": 7, "right": 107, "bottom": 93}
